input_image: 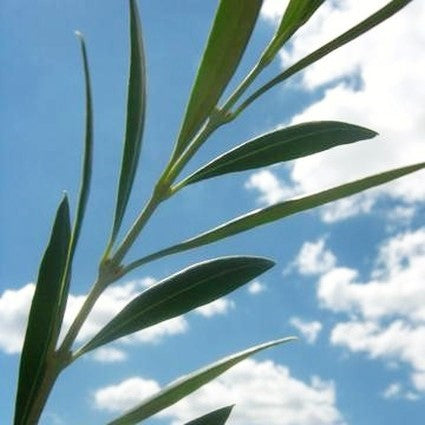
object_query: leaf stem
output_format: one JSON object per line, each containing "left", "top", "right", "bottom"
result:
{"left": 58, "top": 275, "right": 108, "bottom": 356}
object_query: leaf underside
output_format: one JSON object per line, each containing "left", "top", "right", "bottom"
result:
{"left": 80, "top": 256, "right": 274, "bottom": 354}
{"left": 107, "top": 337, "right": 295, "bottom": 425}
{"left": 14, "top": 197, "right": 71, "bottom": 425}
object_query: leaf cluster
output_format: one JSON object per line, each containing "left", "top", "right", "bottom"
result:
{"left": 13, "top": 1, "right": 420, "bottom": 424}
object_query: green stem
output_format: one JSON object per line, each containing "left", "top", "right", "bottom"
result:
{"left": 23, "top": 353, "right": 63, "bottom": 425}
{"left": 109, "top": 191, "right": 162, "bottom": 266}
{"left": 230, "top": 0, "right": 413, "bottom": 120}
{"left": 220, "top": 58, "right": 267, "bottom": 114}
{"left": 58, "top": 275, "right": 107, "bottom": 356}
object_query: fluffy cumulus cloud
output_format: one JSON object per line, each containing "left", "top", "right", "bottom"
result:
{"left": 250, "top": 0, "right": 425, "bottom": 222}
{"left": 0, "top": 277, "right": 186, "bottom": 357}
{"left": 195, "top": 298, "right": 235, "bottom": 318}
{"left": 296, "top": 228, "right": 425, "bottom": 395}
{"left": 94, "top": 358, "right": 345, "bottom": 425}
{"left": 0, "top": 283, "right": 35, "bottom": 354}
{"left": 290, "top": 317, "right": 322, "bottom": 344}
{"left": 0, "top": 273, "right": 241, "bottom": 358}
{"left": 247, "top": 280, "right": 266, "bottom": 295}
{"left": 291, "top": 237, "right": 336, "bottom": 276}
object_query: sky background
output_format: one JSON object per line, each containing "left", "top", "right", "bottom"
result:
{"left": 1, "top": 1, "right": 425, "bottom": 424}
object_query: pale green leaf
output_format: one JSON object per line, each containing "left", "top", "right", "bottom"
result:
{"left": 107, "top": 337, "right": 295, "bottom": 425}
{"left": 261, "top": 0, "right": 324, "bottom": 64}
{"left": 182, "top": 121, "right": 376, "bottom": 185}
{"left": 125, "top": 162, "right": 425, "bottom": 272}
{"left": 111, "top": 0, "right": 146, "bottom": 242}
{"left": 173, "top": 0, "right": 262, "bottom": 158}
{"left": 14, "top": 197, "right": 71, "bottom": 425}
{"left": 78, "top": 256, "right": 274, "bottom": 355}
{"left": 236, "top": 0, "right": 413, "bottom": 116}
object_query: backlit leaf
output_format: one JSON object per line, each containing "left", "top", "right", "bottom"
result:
{"left": 261, "top": 0, "right": 324, "bottom": 64}
{"left": 126, "top": 162, "right": 425, "bottom": 272}
{"left": 107, "top": 337, "right": 295, "bottom": 425}
{"left": 111, "top": 0, "right": 147, "bottom": 243}
{"left": 173, "top": 0, "right": 262, "bottom": 158}
{"left": 14, "top": 197, "right": 71, "bottom": 425}
{"left": 183, "top": 405, "right": 234, "bottom": 425}
{"left": 183, "top": 121, "right": 376, "bottom": 185}
{"left": 236, "top": 0, "right": 413, "bottom": 116}
{"left": 78, "top": 256, "right": 274, "bottom": 355}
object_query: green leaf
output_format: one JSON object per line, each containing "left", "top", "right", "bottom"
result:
{"left": 261, "top": 0, "right": 324, "bottom": 64}
{"left": 70, "top": 33, "right": 94, "bottom": 262}
{"left": 51, "top": 32, "right": 94, "bottom": 346}
{"left": 182, "top": 121, "right": 377, "bottom": 185}
{"left": 107, "top": 337, "right": 295, "bottom": 425}
{"left": 236, "top": 0, "right": 413, "bottom": 116}
{"left": 78, "top": 256, "right": 274, "bottom": 355}
{"left": 173, "top": 0, "right": 262, "bottom": 158}
{"left": 14, "top": 196, "right": 71, "bottom": 425}
{"left": 183, "top": 405, "right": 234, "bottom": 425}
{"left": 111, "top": 0, "right": 146, "bottom": 243}
{"left": 125, "top": 161, "right": 425, "bottom": 272}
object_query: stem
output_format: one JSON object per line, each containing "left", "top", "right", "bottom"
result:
{"left": 110, "top": 190, "right": 162, "bottom": 266}
{"left": 219, "top": 58, "right": 266, "bottom": 114}
{"left": 58, "top": 275, "right": 107, "bottom": 355}
{"left": 230, "top": 0, "right": 414, "bottom": 119}
{"left": 23, "top": 357, "right": 61, "bottom": 425}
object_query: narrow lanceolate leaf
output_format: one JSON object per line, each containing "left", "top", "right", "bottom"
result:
{"left": 107, "top": 337, "right": 295, "bottom": 425}
{"left": 70, "top": 33, "right": 93, "bottom": 262}
{"left": 78, "top": 257, "right": 274, "bottom": 355}
{"left": 111, "top": 0, "right": 146, "bottom": 242}
{"left": 236, "top": 0, "right": 413, "bottom": 116}
{"left": 173, "top": 0, "right": 263, "bottom": 158}
{"left": 51, "top": 32, "right": 94, "bottom": 346}
{"left": 182, "top": 121, "right": 377, "bottom": 185}
{"left": 125, "top": 162, "right": 425, "bottom": 272}
{"left": 14, "top": 197, "right": 71, "bottom": 425}
{"left": 183, "top": 405, "right": 234, "bottom": 425}
{"left": 261, "top": 0, "right": 324, "bottom": 64}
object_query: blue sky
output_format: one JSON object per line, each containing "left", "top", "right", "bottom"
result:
{"left": 1, "top": 1, "right": 424, "bottom": 424}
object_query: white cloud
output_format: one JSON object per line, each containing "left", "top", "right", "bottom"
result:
{"left": 0, "top": 271, "right": 241, "bottom": 356}
{"left": 261, "top": 0, "right": 289, "bottom": 23}
{"left": 90, "top": 347, "right": 128, "bottom": 363}
{"left": 195, "top": 298, "right": 235, "bottom": 318}
{"left": 252, "top": 0, "right": 425, "bottom": 222}
{"left": 290, "top": 317, "right": 322, "bottom": 344}
{"left": 0, "top": 278, "right": 187, "bottom": 356}
{"left": 94, "top": 377, "right": 160, "bottom": 413}
{"left": 381, "top": 382, "right": 419, "bottom": 401}
{"left": 382, "top": 382, "right": 402, "bottom": 399}
{"left": 245, "top": 169, "right": 297, "bottom": 205}
{"left": 247, "top": 280, "right": 266, "bottom": 295}
{"left": 94, "top": 358, "right": 345, "bottom": 425}
{"left": 312, "top": 228, "right": 425, "bottom": 393}
{"left": 318, "top": 228, "right": 425, "bottom": 321}
{"left": 293, "top": 237, "right": 336, "bottom": 276}
{"left": 0, "top": 283, "right": 34, "bottom": 354}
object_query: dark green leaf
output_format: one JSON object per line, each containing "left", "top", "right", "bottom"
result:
{"left": 173, "top": 0, "right": 262, "bottom": 158}
{"left": 111, "top": 0, "right": 146, "bottom": 242}
{"left": 70, "top": 32, "right": 93, "bottom": 262}
{"left": 261, "top": 0, "right": 324, "bottom": 64}
{"left": 79, "top": 257, "right": 274, "bottom": 355}
{"left": 51, "top": 32, "right": 94, "bottom": 346}
{"left": 107, "top": 337, "right": 295, "bottom": 425}
{"left": 125, "top": 161, "right": 425, "bottom": 272}
{"left": 183, "top": 121, "right": 377, "bottom": 185}
{"left": 14, "top": 196, "right": 71, "bottom": 425}
{"left": 183, "top": 405, "right": 234, "bottom": 425}
{"left": 236, "top": 0, "right": 413, "bottom": 116}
